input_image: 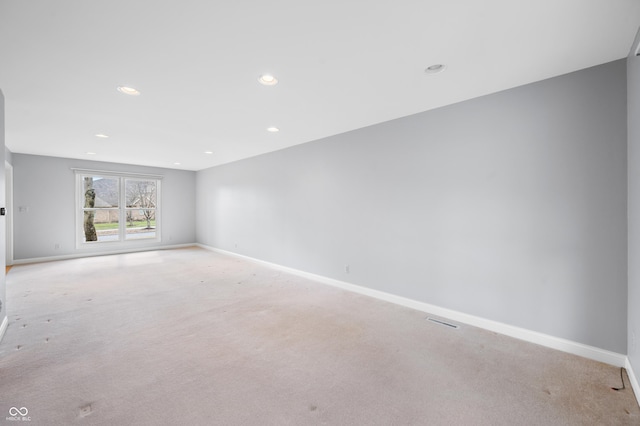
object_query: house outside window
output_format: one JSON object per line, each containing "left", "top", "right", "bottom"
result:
{"left": 75, "top": 170, "right": 161, "bottom": 246}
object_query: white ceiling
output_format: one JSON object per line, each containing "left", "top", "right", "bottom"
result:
{"left": 1, "top": 1, "right": 639, "bottom": 171}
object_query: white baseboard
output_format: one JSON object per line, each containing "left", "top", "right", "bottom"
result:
{"left": 197, "top": 244, "right": 627, "bottom": 368}
{"left": 626, "top": 358, "right": 640, "bottom": 408}
{"left": 12, "top": 243, "right": 197, "bottom": 265}
{"left": 0, "top": 315, "right": 8, "bottom": 345}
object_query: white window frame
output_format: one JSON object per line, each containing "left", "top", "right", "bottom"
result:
{"left": 74, "top": 169, "right": 162, "bottom": 249}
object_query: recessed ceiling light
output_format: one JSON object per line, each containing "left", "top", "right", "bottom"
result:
{"left": 424, "top": 64, "right": 446, "bottom": 74}
{"left": 258, "top": 74, "right": 278, "bottom": 86}
{"left": 204, "top": 151, "right": 213, "bottom": 154}
{"left": 174, "top": 162, "right": 181, "bottom": 165}
{"left": 95, "top": 133, "right": 109, "bottom": 139}
{"left": 266, "top": 127, "right": 280, "bottom": 132}
{"left": 117, "top": 86, "right": 141, "bottom": 96}
{"left": 86, "top": 152, "right": 97, "bottom": 155}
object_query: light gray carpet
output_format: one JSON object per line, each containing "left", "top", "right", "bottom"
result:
{"left": 0, "top": 247, "right": 638, "bottom": 425}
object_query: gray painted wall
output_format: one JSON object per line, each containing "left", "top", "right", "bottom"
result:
{"left": 12, "top": 154, "right": 197, "bottom": 260}
{"left": 197, "top": 60, "right": 628, "bottom": 353}
{"left": 628, "top": 32, "right": 640, "bottom": 374}
{"left": 0, "top": 91, "right": 6, "bottom": 330}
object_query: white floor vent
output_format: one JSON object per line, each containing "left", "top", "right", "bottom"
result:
{"left": 426, "top": 317, "right": 460, "bottom": 329}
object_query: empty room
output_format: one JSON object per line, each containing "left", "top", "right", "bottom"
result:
{"left": 1, "top": 1, "right": 640, "bottom": 424}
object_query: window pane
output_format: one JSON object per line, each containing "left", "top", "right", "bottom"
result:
{"left": 125, "top": 179, "right": 156, "bottom": 209}
{"left": 95, "top": 210, "right": 120, "bottom": 242}
{"left": 125, "top": 208, "right": 156, "bottom": 240}
{"left": 83, "top": 176, "right": 119, "bottom": 208}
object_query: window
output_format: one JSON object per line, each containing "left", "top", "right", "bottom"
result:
{"left": 76, "top": 170, "right": 161, "bottom": 245}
